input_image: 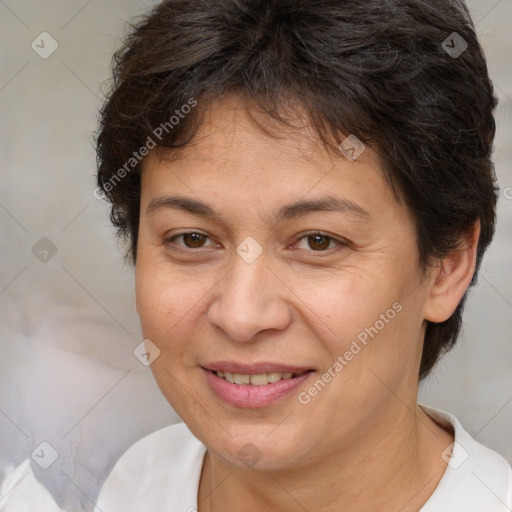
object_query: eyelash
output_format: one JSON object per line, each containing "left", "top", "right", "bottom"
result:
{"left": 163, "top": 231, "right": 347, "bottom": 254}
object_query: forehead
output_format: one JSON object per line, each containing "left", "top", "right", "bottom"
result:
{"left": 156, "top": 95, "right": 329, "bottom": 170}
{"left": 140, "top": 94, "right": 397, "bottom": 220}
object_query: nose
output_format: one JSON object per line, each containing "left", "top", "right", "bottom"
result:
{"left": 207, "top": 251, "right": 293, "bottom": 343}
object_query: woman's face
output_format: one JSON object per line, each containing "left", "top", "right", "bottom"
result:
{"left": 135, "top": 95, "right": 434, "bottom": 470}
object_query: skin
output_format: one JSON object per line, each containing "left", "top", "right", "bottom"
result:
{"left": 135, "top": 94, "right": 479, "bottom": 512}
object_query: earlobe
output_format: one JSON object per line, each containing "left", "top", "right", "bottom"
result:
{"left": 424, "top": 221, "right": 481, "bottom": 323}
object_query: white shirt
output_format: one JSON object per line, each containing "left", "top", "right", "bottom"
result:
{"left": 0, "top": 460, "right": 63, "bottom": 512}
{"left": 96, "top": 404, "right": 512, "bottom": 512}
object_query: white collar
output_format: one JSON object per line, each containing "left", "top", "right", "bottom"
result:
{"left": 419, "top": 403, "right": 512, "bottom": 511}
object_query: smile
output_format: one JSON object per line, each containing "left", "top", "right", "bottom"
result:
{"left": 202, "top": 367, "right": 314, "bottom": 408}
{"left": 214, "top": 370, "right": 307, "bottom": 385}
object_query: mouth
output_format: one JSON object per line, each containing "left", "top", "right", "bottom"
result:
{"left": 201, "top": 363, "right": 315, "bottom": 408}
{"left": 210, "top": 369, "right": 310, "bottom": 386}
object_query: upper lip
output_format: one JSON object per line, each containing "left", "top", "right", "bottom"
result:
{"left": 202, "top": 361, "right": 314, "bottom": 375}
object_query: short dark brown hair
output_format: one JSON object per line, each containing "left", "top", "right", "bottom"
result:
{"left": 96, "top": 0, "right": 498, "bottom": 379}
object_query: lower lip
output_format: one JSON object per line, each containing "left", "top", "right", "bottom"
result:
{"left": 203, "top": 368, "right": 314, "bottom": 408}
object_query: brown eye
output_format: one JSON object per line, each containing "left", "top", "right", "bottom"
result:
{"left": 166, "top": 232, "right": 211, "bottom": 249}
{"left": 306, "top": 234, "right": 332, "bottom": 251}
{"left": 292, "top": 232, "right": 347, "bottom": 254}
{"left": 180, "top": 232, "right": 207, "bottom": 248}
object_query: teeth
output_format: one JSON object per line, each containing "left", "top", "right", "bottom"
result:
{"left": 215, "top": 370, "right": 298, "bottom": 385}
{"left": 250, "top": 374, "right": 269, "bottom": 385}
{"left": 267, "top": 372, "right": 282, "bottom": 383}
{"left": 234, "top": 373, "right": 250, "bottom": 384}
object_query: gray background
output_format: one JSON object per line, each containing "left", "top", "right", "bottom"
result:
{"left": 0, "top": 1, "right": 511, "bottom": 510}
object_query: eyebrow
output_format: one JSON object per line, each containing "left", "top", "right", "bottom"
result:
{"left": 146, "top": 195, "right": 371, "bottom": 223}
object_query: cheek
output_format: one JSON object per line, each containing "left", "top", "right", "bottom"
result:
{"left": 135, "top": 256, "right": 177, "bottom": 340}
{"left": 135, "top": 258, "right": 211, "bottom": 347}
{"left": 299, "top": 268, "right": 419, "bottom": 386}
{"left": 300, "top": 270, "right": 396, "bottom": 337}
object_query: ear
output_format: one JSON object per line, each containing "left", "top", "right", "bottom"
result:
{"left": 423, "top": 220, "right": 481, "bottom": 323}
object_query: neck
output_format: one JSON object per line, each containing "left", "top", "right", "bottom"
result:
{"left": 197, "top": 404, "right": 453, "bottom": 512}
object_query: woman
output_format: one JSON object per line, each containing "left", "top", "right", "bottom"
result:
{"left": 94, "top": 0, "right": 512, "bottom": 510}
